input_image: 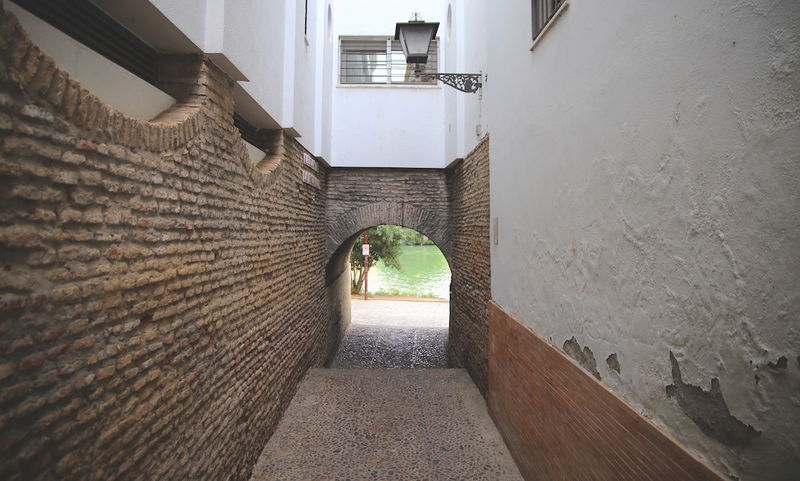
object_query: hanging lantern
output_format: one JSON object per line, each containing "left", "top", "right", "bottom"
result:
{"left": 394, "top": 13, "right": 439, "bottom": 65}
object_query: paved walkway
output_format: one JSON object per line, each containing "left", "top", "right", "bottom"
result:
{"left": 346, "top": 298, "right": 449, "bottom": 327}
{"left": 332, "top": 299, "right": 449, "bottom": 369}
{"left": 249, "top": 369, "right": 523, "bottom": 481}
{"left": 249, "top": 300, "right": 522, "bottom": 480}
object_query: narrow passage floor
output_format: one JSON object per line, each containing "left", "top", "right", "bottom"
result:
{"left": 332, "top": 298, "right": 448, "bottom": 368}
{"left": 250, "top": 299, "right": 523, "bottom": 480}
{"left": 249, "top": 369, "right": 523, "bottom": 481}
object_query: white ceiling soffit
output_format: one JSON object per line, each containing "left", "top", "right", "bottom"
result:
{"left": 92, "top": 0, "right": 272, "bottom": 128}
{"left": 93, "top": 0, "right": 247, "bottom": 81}
{"left": 90, "top": 0, "right": 201, "bottom": 54}
{"left": 233, "top": 83, "right": 282, "bottom": 131}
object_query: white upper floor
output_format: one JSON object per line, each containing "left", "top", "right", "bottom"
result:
{"left": 93, "top": 0, "right": 336, "bottom": 162}
{"left": 7, "top": 0, "right": 488, "bottom": 168}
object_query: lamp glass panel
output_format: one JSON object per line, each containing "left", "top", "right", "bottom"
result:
{"left": 397, "top": 23, "right": 438, "bottom": 64}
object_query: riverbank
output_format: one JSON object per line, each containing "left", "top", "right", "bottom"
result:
{"left": 351, "top": 294, "right": 449, "bottom": 303}
{"left": 366, "top": 245, "right": 451, "bottom": 300}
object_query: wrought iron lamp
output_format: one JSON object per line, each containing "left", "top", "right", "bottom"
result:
{"left": 395, "top": 13, "right": 482, "bottom": 93}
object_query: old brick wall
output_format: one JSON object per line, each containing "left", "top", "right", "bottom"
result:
{"left": 447, "top": 137, "right": 490, "bottom": 395}
{"left": 324, "top": 168, "right": 450, "bottom": 262}
{"left": 0, "top": 9, "right": 339, "bottom": 480}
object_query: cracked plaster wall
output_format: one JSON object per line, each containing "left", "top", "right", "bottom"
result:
{"left": 487, "top": 1, "right": 800, "bottom": 479}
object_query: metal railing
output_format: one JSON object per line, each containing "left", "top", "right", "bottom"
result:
{"left": 532, "top": 0, "right": 566, "bottom": 41}
{"left": 339, "top": 37, "right": 438, "bottom": 85}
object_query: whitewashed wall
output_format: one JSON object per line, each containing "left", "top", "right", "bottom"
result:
{"left": 331, "top": 87, "right": 444, "bottom": 167}
{"left": 329, "top": 0, "right": 446, "bottom": 168}
{"left": 321, "top": 2, "right": 334, "bottom": 161}
{"left": 217, "top": 0, "right": 291, "bottom": 128}
{"left": 485, "top": 1, "right": 800, "bottom": 479}
{"left": 443, "top": 0, "right": 488, "bottom": 164}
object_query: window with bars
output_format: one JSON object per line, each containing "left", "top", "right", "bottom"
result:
{"left": 339, "top": 37, "right": 438, "bottom": 85}
{"left": 532, "top": 0, "right": 567, "bottom": 41}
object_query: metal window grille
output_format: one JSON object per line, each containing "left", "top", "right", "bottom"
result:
{"left": 339, "top": 37, "right": 438, "bottom": 85}
{"left": 532, "top": 0, "right": 566, "bottom": 41}
{"left": 304, "top": 0, "right": 308, "bottom": 36}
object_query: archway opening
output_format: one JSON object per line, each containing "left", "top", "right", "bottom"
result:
{"left": 324, "top": 225, "right": 451, "bottom": 369}
{"left": 350, "top": 225, "right": 451, "bottom": 300}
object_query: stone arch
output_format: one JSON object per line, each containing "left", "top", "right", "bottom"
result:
{"left": 325, "top": 201, "right": 451, "bottom": 264}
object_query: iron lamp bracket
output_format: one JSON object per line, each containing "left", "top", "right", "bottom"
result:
{"left": 421, "top": 73, "right": 482, "bottom": 93}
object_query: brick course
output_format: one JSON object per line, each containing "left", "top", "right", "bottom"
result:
{"left": 0, "top": 8, "right": 338, "bottom": 480}
{"left": 324, "top": 168, "right": 451, "bottom": 261}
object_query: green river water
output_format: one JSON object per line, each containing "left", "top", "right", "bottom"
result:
{"left": 367, "top": 245, "right": 451, "bottom": 300}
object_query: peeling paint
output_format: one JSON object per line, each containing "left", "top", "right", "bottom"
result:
{"left": 606, "top": 353, "right": 621, "bottom": 374}
{"left": 767, "top": 356, "right": 788, "bottom": 370}
{"left": 666, "top": 352, "right": 761, "bottom": 448}
{"left": 563, "top": 337, "right": 601, "bottom": 380}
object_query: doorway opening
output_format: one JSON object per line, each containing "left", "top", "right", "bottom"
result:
{"left": 326, "top": 225, "right": 451, "bottom": 369}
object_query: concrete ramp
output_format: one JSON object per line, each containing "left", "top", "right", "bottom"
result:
{"left": 249, "top": 369, "right": 523, "bottom": 481}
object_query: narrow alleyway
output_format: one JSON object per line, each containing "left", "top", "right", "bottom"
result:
{"left": 249, "top": 369, "right": 523, "bottom": 481}
{"left": 249, "top": 299, "right": 522, "bottom": 480}
{"left": 2, "top": 1, "right": 797, "bottom": 480}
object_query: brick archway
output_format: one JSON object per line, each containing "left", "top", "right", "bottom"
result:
{"left": 322, "top": 160, "right": 490, "bottom": 395}
{"left": 324, "top": 168, "right": 451, "bottom": 265}
{"left": 324, "top": 201, "right": 450, "bottom": 264}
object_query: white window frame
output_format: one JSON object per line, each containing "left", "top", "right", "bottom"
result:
{"left": 338, "top": 36, "right": 439, "bottom": 87}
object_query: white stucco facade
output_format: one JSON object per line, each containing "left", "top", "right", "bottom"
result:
{"left": 92, "top": 0, "right": 333, "bottom": 160}
{"left": 329, "top": 0, "right": 447, "bottom": 168}
{"left": 484, "top": 1, "right": 800, "bottom": 479}
{"left": 442, "top": 0, "right": 488, "bottom": 163}
{"left": 325, "top": 0, "right": 489, "bottom": 168}
{"left": 73, "top": 0, "right": 455, "bottom": 167}
{"left": 331, "top": 86, "right": 445, "bottom": 167}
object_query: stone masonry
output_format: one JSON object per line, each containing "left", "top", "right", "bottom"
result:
{"left": 324, "top": 145, "right": 492, "bottom": 395}
{"left": 324, "top": 168, "right": 450, "bottom": 262}
{"left": 0, "top": 8, "right": 340, "bottom": 480}
{"left": 447, "top": 137, "right": 490, "bottom": 394}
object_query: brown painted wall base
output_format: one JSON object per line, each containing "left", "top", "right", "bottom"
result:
{"left": 488, "top": 301, "right": 725, "bottom": 481}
